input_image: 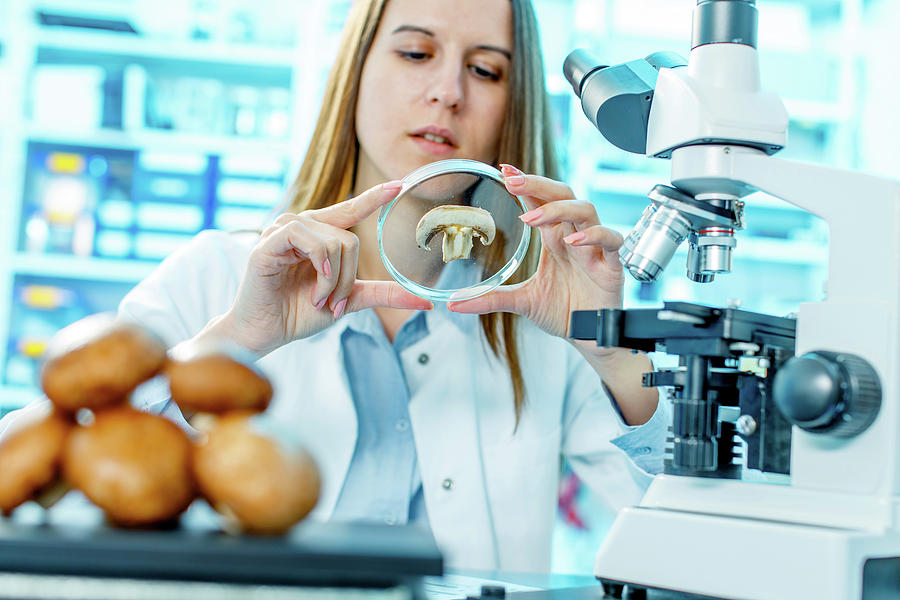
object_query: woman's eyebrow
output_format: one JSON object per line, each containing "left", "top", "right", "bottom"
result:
{"left": 391, "top": 24, "right": 512, "bottom": 60}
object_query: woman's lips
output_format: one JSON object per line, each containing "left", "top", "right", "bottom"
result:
{"left": 410, "top": 134, "right": 457, "bottom": 157}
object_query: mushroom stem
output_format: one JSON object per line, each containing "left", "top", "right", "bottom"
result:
{"left": 442, "top": 226, "right": 476, "bottom": 262}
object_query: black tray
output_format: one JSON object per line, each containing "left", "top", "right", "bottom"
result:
{"left": 0, "top": 519, "right": 442, "bottom": 588}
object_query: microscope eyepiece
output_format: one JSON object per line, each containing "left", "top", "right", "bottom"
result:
{"left": 692, "top": 0, "right": 758, "bottom": 49}
{"left": 563, "top": 49, "right": 606, "bottom": 97}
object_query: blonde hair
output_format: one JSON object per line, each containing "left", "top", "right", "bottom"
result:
{"left": 286, "top": 0, "right": 559, "bottom": 423}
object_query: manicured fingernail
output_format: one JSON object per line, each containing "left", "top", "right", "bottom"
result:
{"left": 315, "top": 297, "right": 328, "bottom": 311}
{"left": 323, "top": 258, "right": 332, "bottom": 278}
{"left": 499, "top": 163, "right": 523, "bottom": 175}
{"left": 333, "top": 298, "right": 348, "bottom": 319}
{"left": 520, "top": 207, "right": 543, "bottom": 223}
{"left": 382, "top": 180, "right": 403, "bottom": 191}
{"left": 505, "top": 175, "right": 526, "bottom": 187}
{"left": 564, "top": 231, "right": 587, "bottom": 244}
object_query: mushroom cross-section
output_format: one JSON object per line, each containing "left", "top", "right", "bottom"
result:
{"left": 415, "top": 205, "right": 496, "bottom": 262}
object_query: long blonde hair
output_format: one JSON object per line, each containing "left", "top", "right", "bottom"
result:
{"left": 286, "top": 0, "right": 559, "bottom": 423}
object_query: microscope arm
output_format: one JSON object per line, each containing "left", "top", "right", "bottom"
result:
{"left": 671, "top": 144, "right": 900, "bottom": 304}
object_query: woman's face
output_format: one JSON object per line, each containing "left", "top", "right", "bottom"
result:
{"left": 354, "top": 0, "right": 513, "bottom": 190}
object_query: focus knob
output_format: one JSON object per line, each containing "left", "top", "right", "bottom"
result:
{"left": 773, "top": 351, "right": 881, "bottom": 438}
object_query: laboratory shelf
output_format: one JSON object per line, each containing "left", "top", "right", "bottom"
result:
{"left": 26, "top": 126, "right": 291, "bottom": 157}
{"left": 12, "top": 253, "right": 158, "bottom": 284}
{"left": 34, "top": 28, "right": 296, "bottom": 74}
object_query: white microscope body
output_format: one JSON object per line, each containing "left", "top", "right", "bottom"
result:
{"left": 567, "top": 1, "right": 900, "bottom": 598}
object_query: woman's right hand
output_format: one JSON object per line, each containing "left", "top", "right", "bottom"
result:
{"left": 205, "top": 181, "right": 432, "bottom": 356}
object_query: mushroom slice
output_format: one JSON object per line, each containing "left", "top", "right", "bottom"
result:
{"left": 415, "top": 205, "right": 496, "bottom": 262}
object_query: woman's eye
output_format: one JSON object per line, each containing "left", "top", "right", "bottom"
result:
{"left": 470, "top": 65, "right": 501, "bottom": 81}
{"left": 398, "top": 50, "right": 430, "bottom": 62}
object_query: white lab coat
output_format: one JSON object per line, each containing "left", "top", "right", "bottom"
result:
{"left": 3, "top": 229, "right": 667, "bottom": 573}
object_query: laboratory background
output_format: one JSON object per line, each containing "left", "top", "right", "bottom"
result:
{"left": 0, "top": 0, "right": 895, "bottom": 575}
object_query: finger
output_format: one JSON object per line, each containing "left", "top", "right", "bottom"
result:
{"left": 260, "top": 212, "right": 300, "bottom": 239}
{"left": 273, "top": 212, "right": 300, "bottom": 227}
{"left": 446, "top": 284, "right": 525, "bottom": 316}
{"left": 519, "top": 200, "right": 600, "bottom": 230}
{"left": 500, "top": 165, "right": 576, "bottom": 205}
{"left": 311, "top": 234, "right": 341, "bottom": 310}
{"left": 563, "top": 224, "right": 624, "bottom": 251}
{"left": 307, "top": 180, "right": 404, "bottom": 229}
{"left": 326, "top": 228, "right": 359, "bottom": 318}
{"left": 563, "top": 225, "right": 626, "bottom": 269}
{"left": 258, "top": 220, "right": 332, "bottom": 286}
{"left": 346, "top": 281, "right": 434, "bottom": 313}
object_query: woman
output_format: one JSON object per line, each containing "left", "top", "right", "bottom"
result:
{"left": 3, "top": 0, "right": 668, "bottom": 572}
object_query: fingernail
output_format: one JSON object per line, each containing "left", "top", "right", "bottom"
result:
{"left": 333, "top": 298, "right": 348, "bottom": 319}
{"left": 564, "top": 231, "right": 586, "bottom": 244}
{"left": 499, "top": 163, "right": 523, "bottom": 175}
{"left": 382, "top": 180, "right": 403, "bottom": 191}
{"left": 505, "top": 175, "right": 526, "bottom": 187}
{"left": 323, "top": 258, "right": 332, "bottom": 278}
{"left": 520, "top": 207, "right": 543, "bottom": 223}
{"left": 315, "top": 297, "right": 328, "bottom": 311}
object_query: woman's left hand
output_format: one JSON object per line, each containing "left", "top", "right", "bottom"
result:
{"left": 447, "top": 164, "right": 624, "bottom": 340}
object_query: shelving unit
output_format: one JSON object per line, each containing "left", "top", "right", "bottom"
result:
{"left": 26, "top": 126, "right": 293, "bottom": 156}
{"left": 0, "top": 0, "right": 328, "bottom": 410}
{"left": 11, "top": 253, "right": 158, "bottom": 283}
{"left": 34, "top": 28, "right": 297, "bottom": 71}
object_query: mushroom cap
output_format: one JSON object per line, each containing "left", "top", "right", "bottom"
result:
{"left": 166, "top": 340, "right": 272, "bottom": 415}
{"left": 63, "top": 407, "right": 195, "bottom": 527}
{"left": 0, "top": 411, "right": 71, "bottom": 515}
{"left": 41, "top": 314, "right": 168, "bottom": 413}
{"left": 193, "top": 412, "right": 320, "bottom": 535}
{"left": 415, "top": 205, "right": 496, "bottom": 250}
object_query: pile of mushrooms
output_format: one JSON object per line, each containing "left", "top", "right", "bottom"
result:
{"left": 0, "top": 314, "right": 320, "bottom": 534}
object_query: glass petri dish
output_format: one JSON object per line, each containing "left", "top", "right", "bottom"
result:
{"left": 377, "top": 159, "right": 531, "bottom": 303}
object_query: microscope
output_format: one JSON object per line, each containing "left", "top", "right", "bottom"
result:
{"left": 564, "top": 1, "right": 900, "bottom": 598}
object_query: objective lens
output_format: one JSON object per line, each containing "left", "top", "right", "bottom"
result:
{"left": 619, "top": 204, "right": 691, "bottom": 282}
{"left": 686, "top": 227, "right": 736, "bottom": 282}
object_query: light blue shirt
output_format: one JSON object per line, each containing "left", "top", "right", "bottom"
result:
{"left": 331, "top": 308, "right": 431, "bottom": 528}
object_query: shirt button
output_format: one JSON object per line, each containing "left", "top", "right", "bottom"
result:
{"left": 418, "top": 353, "right": 429, "bottom": 365}
{"left": 383, "top": 512, "right": 397, "bottom": 525}
{"left": 395, "top": 419, "right": 409, "bottom": 432}
{"left": 442, "top": 478, "right": 454, "bottom": 491}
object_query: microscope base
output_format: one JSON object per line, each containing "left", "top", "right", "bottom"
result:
{"left": 594, "top": 505, "right": 900, "bottom": 600}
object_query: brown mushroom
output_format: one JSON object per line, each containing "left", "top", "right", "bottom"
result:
{"left": 0, "top": 410, "right": 72, "bottom": 516}
{"left": 166, "top": 340, "right": 272, "bottom": 415}
{"left": 415, "top": 205, "right": 496, "bottom": 262}
{"left": 63, "top": 407, "right": 195, "bottom": 527}
{"left": 41, "top": 314, "right": 168, "bottom": 413}
{"left": 193, "top": 412, "right": 320, "bottom": 535}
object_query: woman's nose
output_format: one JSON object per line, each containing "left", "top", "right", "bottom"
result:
{"left": 427, "top": 64, "right": 464, "bottom": 111}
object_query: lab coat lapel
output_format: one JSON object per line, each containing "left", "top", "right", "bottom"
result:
{"left": 408, "top": 316, "right": 498, "bottom": 570}
{"left": 266, "top": 324, "right": 358, "bottom": 522}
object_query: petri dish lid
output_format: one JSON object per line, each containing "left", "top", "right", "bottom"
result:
{"left": 377, "top": 159, "right": 531, "bottom": 303}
